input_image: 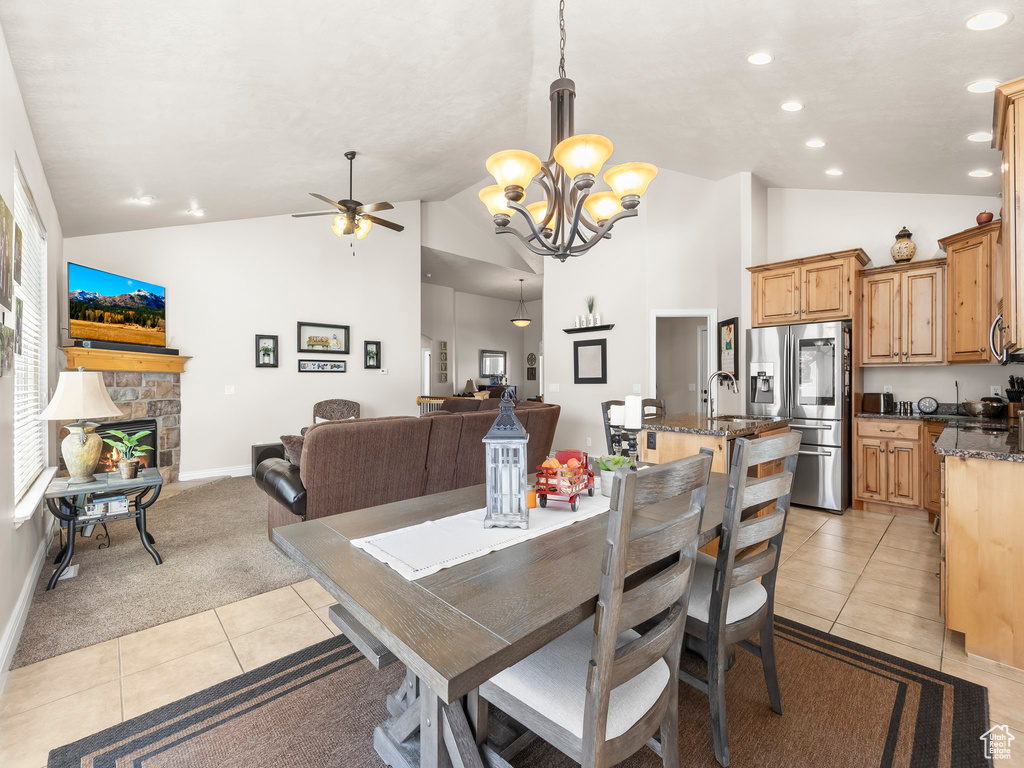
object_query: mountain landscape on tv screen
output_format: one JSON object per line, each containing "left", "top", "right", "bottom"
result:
{"left": 68, "top": 274, "right": 166, "bottom": 347}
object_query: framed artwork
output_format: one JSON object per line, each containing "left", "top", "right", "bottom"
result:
{"left": 0, "top": 323, "right": 13, "bottom": 376}
{"left": 573, "top": 339, "right": 607, "bottom": 384}
{"left": 13, "top": 224, "right": 22, "bottom": 285}
{"left": 527, "top": 366, "right": 537, "bottom": 381}
{"left": 439, "top": 341, "right": 447, "bottom": 351}
{"left": 298, "top": 359, "right": 346, "bottom": 373}
{"left": 717, "top": 316, "right": 738, "bottom": 379}
{"left": 14, "top": 298, "right": 23, "bottom": 355}
{"left": 255, "top": 334, "right": 278, "bottom": 368}
{"left": 0, "top": 194, "right": 12, "bottom": 310}
{"left": 439, "top": 371, "right": 448, "bottom": 383}
{"left": 296, "top": 321, "right": 349, "bottom": 354}
{"left": 364, "top": 340, "right": 381, "bottom": 369}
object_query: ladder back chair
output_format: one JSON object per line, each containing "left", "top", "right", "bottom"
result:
{"left": 480, "top": 453, "right": 714, "bottom": 768}
{"left": 641, "top": 398, "right": 666, "bottom": 418}
{"left": 600, "top": 399, "right": 626, "bottom": 454}
{"left": 678, "top": 430, "right": 802, "bottom": 767}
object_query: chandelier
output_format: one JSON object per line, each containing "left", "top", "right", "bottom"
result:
{"left": 478, "top": 1, "right": 657, "bottom": 261}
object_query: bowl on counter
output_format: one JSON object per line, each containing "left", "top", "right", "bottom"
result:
{"left": 963, "top": 400, "right": 1006, "bottom": 418}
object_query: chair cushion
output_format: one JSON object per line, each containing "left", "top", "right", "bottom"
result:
{"left": 486, "top": 618, "right": 669, "bottom": 740}
{"left": 687, "top": 552, "right": 767, "bottom": 625}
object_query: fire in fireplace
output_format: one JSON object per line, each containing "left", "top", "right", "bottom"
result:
{"left": 96, "top": 419, "right": 159, "bottom": 473}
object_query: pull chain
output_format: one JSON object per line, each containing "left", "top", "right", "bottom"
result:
{"left": 558, "top": 0, "right": 566, "bottom": 78}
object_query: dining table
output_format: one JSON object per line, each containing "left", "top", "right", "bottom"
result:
{"left": 273, "top": 469, "right": 733, "bottom": 768}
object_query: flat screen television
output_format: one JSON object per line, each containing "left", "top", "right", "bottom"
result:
{"left": 67, "top": 263, "right": 166, "bottom": 347}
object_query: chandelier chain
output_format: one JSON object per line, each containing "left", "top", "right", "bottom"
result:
{"left": 558, "top": 0, "right": 566, "bottom": 78}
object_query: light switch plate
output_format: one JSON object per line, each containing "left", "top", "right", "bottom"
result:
{"left": 633, "top": 383, "right": 642, "bottom": 394}
{"left": 883, "top": 385, "right": 893, "bottom": 394}
{"left": 688, "top": 383, "right": 696, "bottom": 391}
{"left": 549, "top": 383, "right": 560, "bottom": 392}
{"left": 224, "top": 385, "right": 235, "bottom": 395}
{"left": 991, "top": 385, "right": 1002, "bottom": 397}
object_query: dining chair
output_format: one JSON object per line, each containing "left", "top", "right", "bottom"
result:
{"left": 678, "top": 430, "right": 802, "bottom": 767}
{"left": 600, "top": 399, "right": 626, "bottom": 455}
{"left": 641, "top": 398, "right": 666, "bottom": 418}
{"left": 480, "top": 453, "right": 714, "bottom": 767}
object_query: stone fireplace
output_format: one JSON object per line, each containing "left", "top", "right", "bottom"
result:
{"left": 100, "top": 371, "right": 181, "bottom": 482}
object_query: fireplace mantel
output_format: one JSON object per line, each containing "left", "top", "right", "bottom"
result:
{"left": 61, "top": 346, "right": 191, "bottom": 373}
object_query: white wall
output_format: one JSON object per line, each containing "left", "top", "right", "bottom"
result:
{"left": 522, "top": 299, "right": 542, "bottom": 399}
{"left": 453, "top": 291, "right": 527, "bottom": 392}
{"left": 64, "top": 205, "right": 422, "bottom": 475}
{"left": 0, "top": 22, "right": 64, "bottom": 687}
{"left": 420, "top": 282, "right": 455, "bottom": 396}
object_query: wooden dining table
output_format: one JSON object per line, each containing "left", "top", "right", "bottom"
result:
{"left": 273, "top": 470, "right": 732, "bottom": 768}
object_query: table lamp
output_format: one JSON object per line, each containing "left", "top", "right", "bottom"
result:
{"left": 39, "top": 368, "right": 123, "bottom": 483}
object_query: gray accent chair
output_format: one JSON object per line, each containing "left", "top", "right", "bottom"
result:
{"left": 678, "top": 430, "right": 802, "bottom": 767}
{"left": 313, "top": 398, "right": 360, "bottom": 421}
{"left": 480, "top": 452, "right": 714, "bottom": 767}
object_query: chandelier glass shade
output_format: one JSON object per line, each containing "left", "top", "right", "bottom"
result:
{"left": 511, "top": 279, "right": 531, "bottom": 327}
{"left": 479, "top": 2, "right": 657, "bottom": 261}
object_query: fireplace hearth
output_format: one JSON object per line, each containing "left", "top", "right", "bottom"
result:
{"left": 96, "top": 419, "right": 158, "bottom": 474}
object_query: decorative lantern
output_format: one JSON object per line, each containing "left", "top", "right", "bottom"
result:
{"left": 483, "top": 391, "right": 530, "bottom": 529}
{"left": 890, "top": 226, "right": 917, "bottom": 263}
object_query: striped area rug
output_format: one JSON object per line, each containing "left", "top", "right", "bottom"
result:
{"left": 49, "top": 617, "right": 992, "bottom": 767}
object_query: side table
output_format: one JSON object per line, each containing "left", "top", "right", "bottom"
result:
{"left": 44, "top": 467, "right": 164, "bottom": 590}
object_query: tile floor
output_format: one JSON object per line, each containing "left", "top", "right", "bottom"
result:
{"left": 1, "top": 505, "right": 1021, "bottom": 767}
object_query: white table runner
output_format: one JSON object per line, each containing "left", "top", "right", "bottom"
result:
{"left": 351, "top": 492, "right": 611, "bottom": 581}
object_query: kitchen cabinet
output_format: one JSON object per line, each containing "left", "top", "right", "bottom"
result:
{"left": 994, "top": 77, "right": 1024, "bottom": 355}
{"left": 923, "top": 421, "right": 943, "bottom": 514}
{"left": 853, "top": 418, "right": 923, "bottom": 510}
{"left": 750, "top": 249, "right": 869, "bottom": 328}
{"left": 939, "top": 221, "right": 999, "bottom": 363}
{"left": 859, "top": 260, "right": 944, "bottom": 366}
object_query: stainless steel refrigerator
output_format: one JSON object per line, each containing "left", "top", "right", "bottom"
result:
{"left": 747, "top": 321, "right": 851, "bottom": 512}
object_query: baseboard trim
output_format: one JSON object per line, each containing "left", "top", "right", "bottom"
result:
{"left": 0, "top": 528, "right": 51, "bottom": 696}
{"left": 178, "top": 464, "right": 252, "bottom": 482}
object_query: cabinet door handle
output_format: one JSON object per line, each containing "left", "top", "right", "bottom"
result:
{"left": 893, "top": 352, "right": 898, "bottom": 357}
{"left": 889, "top": 448, "right": 894, "bottom": 454}
{"left": 880, "top": 428, "right": 897, "bottom": 433}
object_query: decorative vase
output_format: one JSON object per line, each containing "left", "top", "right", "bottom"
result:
{"left": 600, "top": 469, "right": 615, "bottom": 497}
{"left": 890, "top": 226, "right": 916, "bottom": 263}
{"left": 594, "top": 311, "right": 602, "bottom": 325}
{"left": 587, "top": 313, "right": 595, "bottom": 327}
{"left": 118, "top": 458, "right": 140, "bottom": 480}
{"left": 574, "top": 315, "right": 580, "bottom": 328}
{"left": 977, "top": 211, "right": 994, "bottom": 224}
{"left": 62, "top": 424, "right": 103, "bottom": 484}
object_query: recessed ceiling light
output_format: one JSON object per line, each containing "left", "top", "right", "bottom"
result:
{"left": 805, "top": 139, "right": 826, "bottom": 148}
{"left": 187, "top": 208, "right": 206, "bottom": 217}
{"left": 134, "top": 195, "right": 155, "bottom": 205}
{"left": 747, "top": 52, "right": 773, "bottom": 66}
{"left": 825, "top": 168, "right": 843, "bottom": 176}
{"left": 967, "top": 131, "right": 993, "bottom": 142}
{"left": 780, "top": 101, "right": 804, "bottom": 112}
{"left": 966, "top": 10, "right": 1012, "bottom": 30}
{"left": 967, "top": 79, "right": 1000, "bottom": 93}
{"left": 969, "top": 169, "right": 994, "bottom": 177}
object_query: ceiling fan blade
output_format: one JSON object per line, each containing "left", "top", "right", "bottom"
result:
{"left": 356, "top": 201, "right": 394, "bottom": 214}
{"left": 364, "top": 214, "right": 405, "bottom": 232}
{"left": 309, "top": 193, "right": 346, "bottom": 211}
{"left": 291, "top": 211, "right": 338, "bottom": 218}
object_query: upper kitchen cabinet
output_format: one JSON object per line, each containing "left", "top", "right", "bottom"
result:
{"left": 994, "top": 77, "right": 1024, "bottom": 357}
{"left": 939, "top": 221, "right": 1000, "bottom": 363}
{"left": 749, "top": 249, "right": 869, "bottom": 328}
{"left": 859, "top": 260, "right": 945, "bottom": 366}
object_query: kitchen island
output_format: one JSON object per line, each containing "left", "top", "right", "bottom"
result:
{"left": 934, "top": 420, "right": 1024, "bottom": 669}
{"left": 640, "top": 414, "right": 790, "bottom": 471}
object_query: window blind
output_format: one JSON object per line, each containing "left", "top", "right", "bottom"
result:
{"left": 12, "top": 165, "right": 47, "bottom": 502}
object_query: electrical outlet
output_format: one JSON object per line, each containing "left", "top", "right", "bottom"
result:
{"left": 991, "top": 385, "right": 1002, "bottom": 397}
{"left": 633, "top": 383, "right": 642, "bottom": 394}
{"left": 586, "top": 437, "right": 592, "bottom": 447}
{"left": 380, "top": 368, "right": 389, "bottom": 375}
{"left": 549, "top": 383, "right": 560, "bottom": 392}
{"left": 883, "top": 385, "right": 893, "bottom": 394}
{"left": 224, "top": 385, "right": 235, "bottom": 395}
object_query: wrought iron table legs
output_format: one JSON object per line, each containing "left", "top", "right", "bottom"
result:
{"left": 47, "top": 522, "right": 77, "bottom": 590}
{"left": 136, "top": 508, "right": 162, "bottom": 565}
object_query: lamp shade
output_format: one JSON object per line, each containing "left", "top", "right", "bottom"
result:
{"left": 604, "top": 162, "right": 658, "bottom": 199}
{"left": 553, "top": 134, "right": 614, "bottom": 179}
{"left": 355, "top": 217, "right": 372, "bottom": 240}
{"left": 525, "top": 202, "right": 551, "bottom": 229}
{"left": 39, "top": 370, "right": 122, "bottom": 421}
{"left": 582, "top": 191, "right": 623, "bottom": 224}
{"left": 478, "top": 185, "right": 515, "bottom": 217}
{"left": 485, "top": 150, "right": 541, "bottom": 191}
{"left": 331, "top": 215, "right": 349, "bottom": 237}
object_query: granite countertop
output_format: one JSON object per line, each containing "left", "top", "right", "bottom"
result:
{"left": 856, "top": 411, "right": 1009, "bottom": 426}
{"left": 933, "top": 422, "right": 1024, "bottom": 463}
{"left": 642, "top": 414, "right": 790, "bottom": 437}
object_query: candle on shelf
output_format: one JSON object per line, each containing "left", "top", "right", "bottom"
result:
{"left": 624, "top": 395, "right": 643, "bottom": 430}
{"left": 608, "top": 404, "right": 625, "bottom": 426}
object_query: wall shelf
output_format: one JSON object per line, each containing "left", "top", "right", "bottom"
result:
{"left": 563, "top": 324, "right": 615, "bottom": 335}
{"left": 61, "top": 346, "right": 191, "bottom": 373}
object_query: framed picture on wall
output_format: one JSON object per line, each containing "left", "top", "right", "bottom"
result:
{"left": 298, "top": 359, "right": 346, "bottom": 373}
{"left": 296, "top": 321, "right": 349, "bottom": 354}
{"left": 255, "top": 334, "right": 278, "bottom": 368}
{"left": 364, "top": 340, "right": 381, "bottom": 369}
{"left": 717, "top": 316, "right": 738, "bottom": 379}
{"left": 527, "top": 366, "right": 537, "bottom": 381}
{"left": 0, "top": 194, "right": 12, "bottom": 311}
{"left": 573, "top": 339, "right": 607, "bottom": 384}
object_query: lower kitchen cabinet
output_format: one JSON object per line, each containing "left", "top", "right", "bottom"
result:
{"left": 853, "top": 418, "right": 925, "bottom": 512}
{"left": 923, "top": 421, "right": 944, "bottom": 514}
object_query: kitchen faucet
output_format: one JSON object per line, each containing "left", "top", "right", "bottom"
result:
{"left": 706, "top": 370, "right": 739, "bottom": 419}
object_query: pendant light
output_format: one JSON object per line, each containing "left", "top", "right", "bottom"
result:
{"left": 511, "top": 279, "right": 531, "bottom": 327}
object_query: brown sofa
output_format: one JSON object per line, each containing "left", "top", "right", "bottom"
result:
{"left": 257, "top": 403, "right": 560, "bottom": 538}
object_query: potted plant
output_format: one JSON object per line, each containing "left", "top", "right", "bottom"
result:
{"left": 596, "top": 454, "right": 632, "bottom": 497}
{"left": 101, "top": 429, "right": 154, "bottom": 479}
{"left": 585, "top": 295, "right": 595, "bottom": 326}
{"left": 367, "top": 346, "right": 377, "bottom": 367}
{"left": 259, "top": 343, "right": 274, "bottom": 364}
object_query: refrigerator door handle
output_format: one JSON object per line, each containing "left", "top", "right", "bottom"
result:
{"left": 798, "top": 449, "right": 833, "bottom": 457}
{"left": 783, "top": 333, "right": 789, "bottom": 415}
{"left": 790, "top": 420, "right": 835, "bottom": 429}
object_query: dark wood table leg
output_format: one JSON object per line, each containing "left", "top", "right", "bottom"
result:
{"left": 48, "top": 521, "right": 76, "bottom": 590}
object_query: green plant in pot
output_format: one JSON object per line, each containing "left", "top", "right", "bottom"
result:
{"left": 259, "top": 343, "right": 274, "bottom": 363}
{"left": 596, "top": 454, "right": 632, "bottom": 497}
{"left": 102, "top": 429, "right": 153, "bottom": 479}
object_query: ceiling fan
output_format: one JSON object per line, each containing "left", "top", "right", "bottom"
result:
{"left": 292, "top": 151, "right": 404, "bottom": 240}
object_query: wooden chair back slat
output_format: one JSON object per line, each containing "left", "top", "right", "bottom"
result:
{"left": 615, "top": 558, "right": 693, "bottom": 634}
{"left": 730, "top": 544, "right": 779, "bottom": 588}
{"left": 625, "top": 512, "right": 702, "bottom": 573}
{"left": 609, "top": 604, "right": 683, "bottom": 689}
{"left": 741, "top": 473, "right": 794, "bottom": 512}
{"left": 742, "top": 430, "right": 802, "bottom": 467}
{"left": 733, "top": 508, "right": 786, "bottom": 551}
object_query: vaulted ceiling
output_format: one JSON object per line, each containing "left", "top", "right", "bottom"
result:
{"left": 0, "top": 0, "right": 1018, "bottom": 237}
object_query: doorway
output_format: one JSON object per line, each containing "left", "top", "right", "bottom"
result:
{"left": 421, "top": 348, "right": 431, "bottom": 396}
{"left": 650, "top": 309, "right": 718, "bottom": 415}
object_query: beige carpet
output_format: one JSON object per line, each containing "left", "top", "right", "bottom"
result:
{"left": 13, "top": 476, "right": 307, "bottom": 669}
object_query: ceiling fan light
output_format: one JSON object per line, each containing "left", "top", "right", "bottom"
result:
{"left": 478, "top": 185, "right": 514, "bottom": 217}
{"left": 355, "top": 218, "right": 372, "bottom": 240}
{"left": 603, "top": 162, "right": 658, "bottom": 202}
{"left": 485, "top": 150, "right": 542, "bottom": 197}
{"left": 582, "top": 190, "right": 623, "bottom": 224}
{"left": 331, "top": 215, "right": 348, "bottom": 237}
{"left": 554, "top": 134, "right": 614, "bottom": 185}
